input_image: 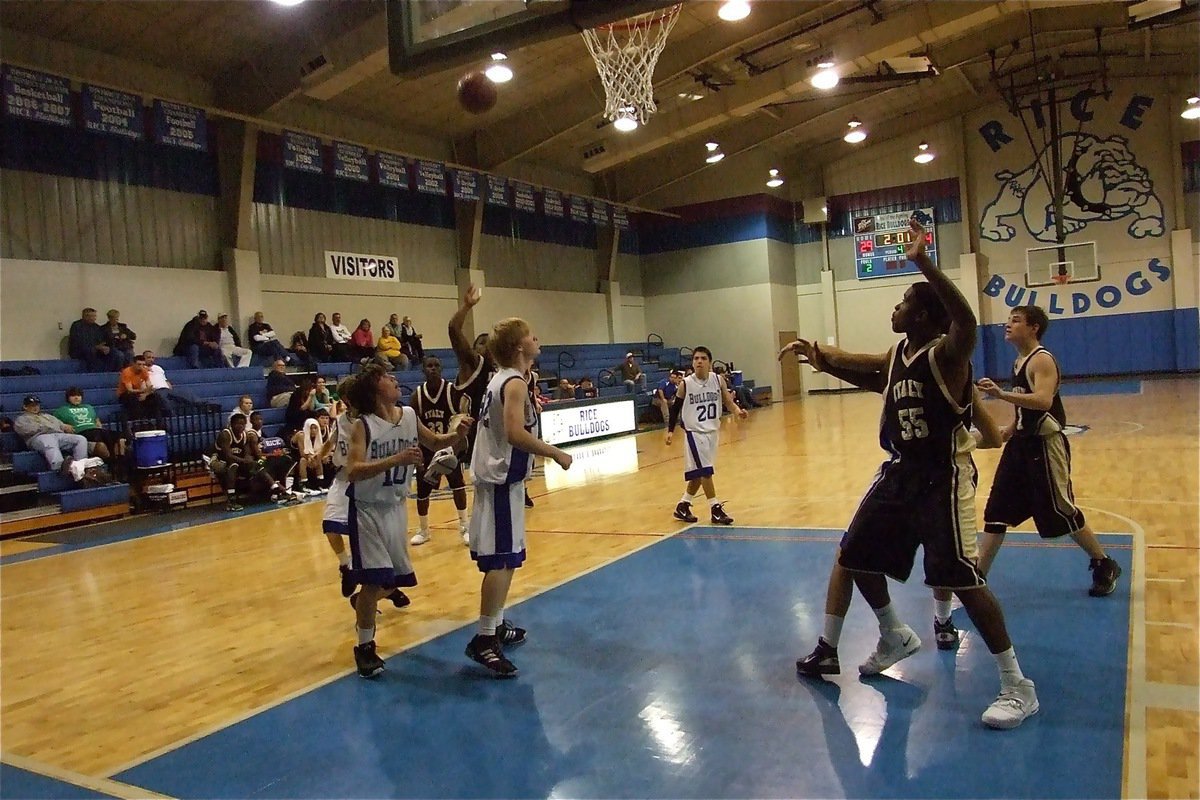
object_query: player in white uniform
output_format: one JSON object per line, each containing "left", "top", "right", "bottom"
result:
{"left": 343, "top": 365, "right": 469, "bottom": 678}
{"left": 465, "top": 317, "right": 572, "bottom": 677}
{"left": 665, "top": 346, "right": 747, "bottom": 525}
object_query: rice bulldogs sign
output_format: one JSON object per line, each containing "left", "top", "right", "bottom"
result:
{"left": 325, "top": 251, "right": 398, "bottom": 282}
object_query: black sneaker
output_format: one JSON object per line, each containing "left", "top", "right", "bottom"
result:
{"left": 674, "top": 501, "right": 698, "bottom": 523}
{"left": 339, "top": 565, "right": 356, "bottom": 598}
{"left": 796, "top": 638, "right": 840, "bottom": 677}
{"left": 348, "top": 593, "right": 382, "bottom": 615}
{"left": 497, "top": 620, "right": 527, "bottom": 646}
{"left": 934, "top": 617, "right": 960, "bottom": 650}
{"left": 524, "top": 491, "right": 535, "bottom": 508}
{"left": 354, "top": 640, "right": 385, "bottom": 679}
{"left": 387, "top": 589, "right": 411, "bottom": 609}
{"left": 710, "top": 503, "right": 734, "bottom": 525}
{"left": 466, "top": 634, "right": 518, "bottom": 677}
{"left": 1088, "top": 556, "right": 1122, "bottom": 597}
{"left": 227, "top": 499, "right": 244, "bottom": 512}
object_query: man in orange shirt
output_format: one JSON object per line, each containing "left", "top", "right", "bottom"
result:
{"left": 117, "top": 355, "right": 164, "bottom": 419}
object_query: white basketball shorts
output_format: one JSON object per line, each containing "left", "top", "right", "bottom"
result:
{"left": 468, "top": 481, "right": 527, "bottom": 573}
{"left": 348, "top": 499, "right": 416, "bottom": 589}
{"left": 683, "top": 429, "right": 717, "bottom": 480}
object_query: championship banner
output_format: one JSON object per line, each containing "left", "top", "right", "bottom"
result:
{"left": 152, "top": 100, "right": 207, "bottom": 151}
{"left": 591, "top": 199, "right": 610, "bottom": 226}
{"left": 612, "top": 205, "right": 630, "bottom": 229}
{"left": 325, "top": 250, "right": 399, "bottom": 282}
{"left": 543, "top": 188, "right": 565, "bottom": 218}
{"left": 415, "top": 159, "right": 446, "bottom": 195}
{"left": 485, "top": 175, "right": 509, "bottom": 206}
{"left": 82, "top": 85, "right": 143, "bottom": 140}
{"left": 3, "top": 66, "right": 72, "bottom": 127}
{"left": 376, "top": 152, "right": 409, "bottom": 189}
{"left": 512, "top": 181, "right": 536, "bottom": 213}
{"left": 283, "top": 130, "right": 323, "bottom": 174}
{"left": 568, "top": 194, "right": 590, "bottom": 223}
{"left": 333, "top": 141, "right": 369, "bottom": 182}
{"left": 451, "top": 169, "right": 479, "bottom": 201}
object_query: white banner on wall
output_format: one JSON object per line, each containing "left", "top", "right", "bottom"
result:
{"left": 541, "top": 398, "right": 636, "bottom": 446}
{"left": 325, "top": 250, "right": 399, "bottom": 282}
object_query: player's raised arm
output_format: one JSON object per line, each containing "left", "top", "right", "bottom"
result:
{"left": 448, "top": 284, "right": 482, "bottom": 376}
{"left": 906, "top": 218, "right": 977, "bottom": 364}
{"left": 779, "top": 338, "right": 888, "bottom": 394}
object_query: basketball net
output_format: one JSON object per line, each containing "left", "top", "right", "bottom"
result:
{"left": 1051, "top": 273, "right": 1071, "bottom": 285}
{"left": 581, "top": 4, "right": 682, "bottom": 127}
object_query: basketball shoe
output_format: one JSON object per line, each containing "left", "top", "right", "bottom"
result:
{"left": 466, "top": 634, "right": 518, "bottom": 677}
{"left": 934, "top": 617, "right": 960, "bottom": 650}
{"left": 981, "top": 678, "right": 1039, "bottom": 729}
{"left": 1088, "top": 557, "right": 1122, "bottom": 597}
{"left": 859, "top": 625, "right": 921, "bottom": 675}
{"left": 497, "top": 619, "right": 527, "bottom": 646}
{"left": 710, "top": 503, "right": 734, "bottom": 525}
{"left": 354, "top": 641, "right": 385, "bottom": 679}
{"left": 796, "top": 638, "right": 840, "bottom": 676}
{"left": 410, "top": 530, "right": 431, "bottom": 545}
{"left": 673, "top": 501, "right": 698, "bottom": 523}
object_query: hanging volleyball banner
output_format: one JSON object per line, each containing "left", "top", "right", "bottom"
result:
{"left": 283, "top": 130, "right": 323, "bottom": 174}
{"left": 376, "top": 152, "right": 409, "bottom": 189}
{"left": 333, "top": 142, "right": 369, "bottom": 182}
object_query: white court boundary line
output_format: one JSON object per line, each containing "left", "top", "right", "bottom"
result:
{"left": 105, "top": 520, "right": 692, "bottom": 778}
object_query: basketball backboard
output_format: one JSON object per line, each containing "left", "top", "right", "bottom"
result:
{"left": 1026, "top": 241, "right": 1100, "bottom": 287}
{"left": 387, "top": 0, "right": 681, "bottom": 76}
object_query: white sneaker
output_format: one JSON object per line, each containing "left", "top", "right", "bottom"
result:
{"left": 460, "top": 525, "right": 470, "bottom": 546}
{"left": 859, "top": 624, "right": 922, "bottom": 675}
{"left": 982, "top": 678, "right": 1039, "bottom": 729}
{"left": 410, "top": 531, "right": 431, "bottom": 546}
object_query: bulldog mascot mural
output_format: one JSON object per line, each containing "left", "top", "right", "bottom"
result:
{"left": 980, "top": 132, "right": 1165, "bottom": 243}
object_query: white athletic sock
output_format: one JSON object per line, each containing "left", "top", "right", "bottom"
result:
{"left": 356, "top": 626, "right": 375, "bottom": 645}
{"left": 418, "top": 514, "right": 430, "bottom": 534}
{"left": 822, "top": 614, "right": 845, "bottom": 648}
{"left": 478, "top": 615, "right": 499, "bottom": 636}
{"left": 872, "top": 603, "right": 903, "bottom": 631}
{"left": 934, "top": 599, "right": 954, "bottom": 623}
{"left": 994, "top": 647, "right": 1025, "bottom": 687}
{"left": 680, "top": 492, "right": 694, "bottom": 504}
{"left": 457, "top": 508, "right": 468, "bottom": 526}
{"left": 709, "top": 497, "right": 721, "bottom": 508}
{"left": 337, "top": 550, "right": 351, "bottom": 567}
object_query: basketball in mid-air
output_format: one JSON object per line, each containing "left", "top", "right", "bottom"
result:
{"left": 457, "top": 72, "right": 497, "bottom": 115}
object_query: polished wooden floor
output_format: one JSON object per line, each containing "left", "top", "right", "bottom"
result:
{"left": 1, "top": 379, "right": 1196, "bottom": 798}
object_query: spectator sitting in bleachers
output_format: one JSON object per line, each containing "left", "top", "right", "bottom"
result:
{"left": 714, "top": 364, "right": 760, "bottom": 410}
{"left": 576, "top": 376, "right": 598, "bottom": 399}
{"left": 400, "top": 315, "right": 425, "bottom": 362}
{"left": 291, "top": 416, "right": 329, "bottom": 495}
{"left": 210, "top": 412, "right": 287, "bottom": 512}
{"left": 230, "top": 394, "right": 254, "bottom": 423}
{"left": 14, "top": 395, "right": 87, "bottom": 479}
{"left": 289, "top": 330, "right": 317, "bottom": 371}
{"left": 653, "top": 369, "right": 684, "bottom": 423}
{"left": 216, "top": 314, "right": 252, "bottom": 368}
{"left": 382, "top": 313, "right": 402, "bottom": 339}
{"left": 69, "top": 307, "right": 117, "bottom": 372}
{"left": 552, "top": 378, "right": 575, "bottom": 401}
{"left": 53, "top": 387, "right": 125, "bottom": 463}
{"left": 100, "top": 309, "right": 136, "bottom": 369}
{"left": 142, "top": 350, "right": 206, "bottom": 416}
{"left": 312, "top": 376, "right": 342, "bottom": 416}
{"left": 117, "top": 355, "right": 165, "bottom": 419}
{"left": 266, "top": 359, "right": 297, "bottom": 408}
{"left": 329, "top": 312, "right": 353, "bottom": 361}
{"left": 349, "top": 318, "right": 376, "bottom": 364}
{"left": 376, "top": 328, "right": 408, "bottom": 371}
{"left": 307, "top": 313, "right": 336, "bottom": 364}
{"left": 174, "top": 310, "right": 223, "bottom": 369}
{"left": 250, "top": 412, "right": 299, "bottom": 502}
{"left": 248, "top": 312, "right": 293, "bottom": 366}
{"left": 284, "top": 380, "right": 318, "bottom": 434}
{"left": 619, "top": 352, "right": 648, "bottom": 391}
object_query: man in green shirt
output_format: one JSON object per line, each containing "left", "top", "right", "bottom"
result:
{"left": 53, "top": 388, "right": 126, "bottom": 461}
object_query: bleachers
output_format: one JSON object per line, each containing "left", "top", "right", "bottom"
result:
{"left": 0, "top": 337, "right": 771, "bottom": 535}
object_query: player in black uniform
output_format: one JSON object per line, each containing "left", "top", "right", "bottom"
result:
{"left": 409, "top": 355, "right": 472, "bottom": 547}
{"left": 976, "top": 305, "right": 1121, "bottom": 596}
{"left": 786, "top": 219, "right": 1038, "bottom": 730}
{"left": 448, "top": 284, "right": 496, "bottom": 462}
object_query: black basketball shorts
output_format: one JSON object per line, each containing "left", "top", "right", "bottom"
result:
{"left": 983, "top": 433, "right": 1086, "bottom": 538}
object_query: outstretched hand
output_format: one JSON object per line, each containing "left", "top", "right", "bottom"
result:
{"left": 463, "top": 284, "right": 481, "bottom": 308}
{"left": 778, "top": 339, "right": 828, "bottom": 372}
{"left": 976, "top": 378, "right": 1002, "bottom": 398}
{"left": 905, "top": 218, "right": 928, "bottom": 262}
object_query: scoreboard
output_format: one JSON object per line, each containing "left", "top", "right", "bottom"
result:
{"left": 853, "top": 208, "right": 937, "bottom": 280}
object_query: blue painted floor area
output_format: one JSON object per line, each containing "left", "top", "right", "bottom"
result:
{"left": 0, "top": 764, "right": 117, "bottom": 799}
{"left": 1059, "top": 379, "right": 1141, "bottom": 397}
{"left": 116, "top": 528, "right": 1132, "bottom": 799}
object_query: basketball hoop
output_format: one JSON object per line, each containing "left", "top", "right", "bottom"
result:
{"left": 581, "top": 4, "right": 682, "bottom": 128}
{"left": 1051, "top": 273, "right": 1071, "bottom": 285}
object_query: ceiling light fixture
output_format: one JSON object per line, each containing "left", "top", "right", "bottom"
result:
{"left": 269, "top": 0, "right": 306, "bottom": 5}
{"left": 485, "top": 53, "right": 513, "bottom": 83}
{"left": 843, "top": 118, "right": 867, "bottom": 144}
{"left": 678, "top": 92, "right": 704, "bottom": 101}
{"left": 913, "top": 141, "right": 935, "bottom": 163}
{"left": 704, "top": 142, "right": 725, "bottom": 164}
{"left": 765, "top": 168, "right": 784, "bottom": 188}
{"left": 810, "top": 60, "right": 839, "bottom": 90}
{"left": 1182, "top": 96, "right": 1200, "bottom": 120}
{"left": 613, "top": 106, "right": 639, "bottom": 132}
{"left": 718, "top": 0, "right": 751, "bottom": 21}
